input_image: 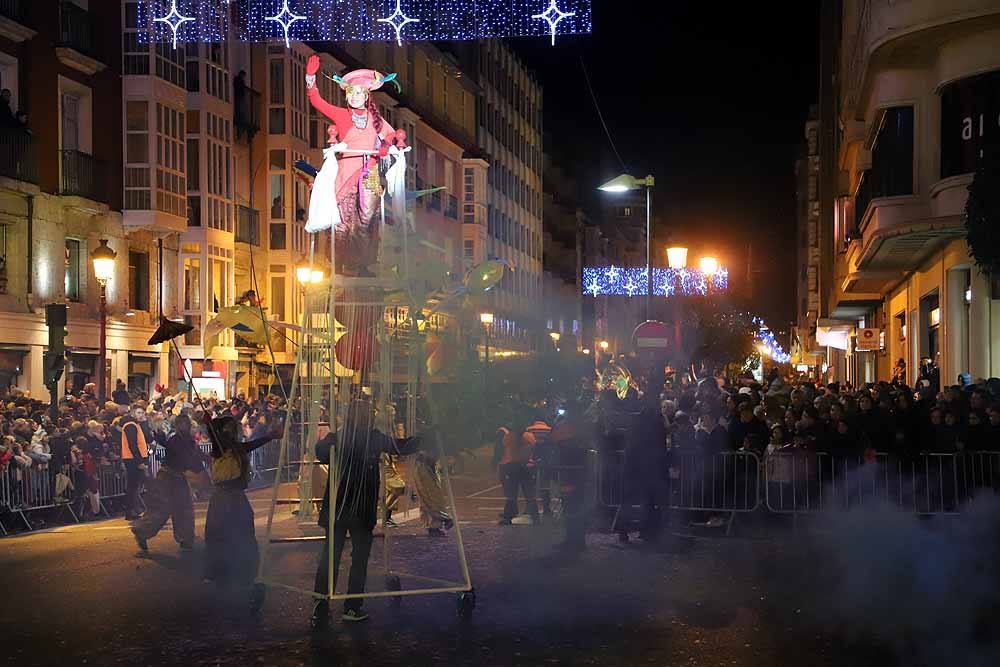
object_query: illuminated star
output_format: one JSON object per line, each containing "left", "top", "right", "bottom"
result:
{"left": 624, "top": 278, "right": 637, "bottom": 297}
{"left": 605, "top": 265, "right": 619, "bottom": 281}
{"left": 378, "top": 0, "right": 420, "bottom": 47}
{"left": 266, "top": 0, "right": 306, "bottom": 49}
{"left": 532, "top": 0, "right": 575, "bottom": 46}
{"left": 586, "top": 279, "right": 600, "bottom": 297}
{"left": 153, "top": 0, "right": 194, "bottom": 49}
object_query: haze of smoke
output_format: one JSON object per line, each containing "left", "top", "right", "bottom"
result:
{"left": 786, "top": 494, "right": 1000, "bottom": 665}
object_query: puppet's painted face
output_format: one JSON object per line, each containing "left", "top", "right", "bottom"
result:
{"left": 346, "top": 85, "right": 368, "bottom": 110}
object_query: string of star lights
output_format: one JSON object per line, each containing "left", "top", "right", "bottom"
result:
{"left": 153, "top": 0, "right": 195, "bottom": 49}
{"left": 532, "top": 0, "right": 575, "bottom": 45}
{"left": 138, "top": 1, "right": 228, "bottom": 45}
{"left": 138, "top": 0, "right": 591, "bottom": 46}
{"left": 753, "top": 318, "right": 791, "bottom": 364}
{"left": 378, "top": 0, "right": 420, "bottom": 47}
{"left": 582, "top": 267, "right": 730, "bottom": 297}
{"left": 266, "top": 0, "right": 307, "bottom": 48}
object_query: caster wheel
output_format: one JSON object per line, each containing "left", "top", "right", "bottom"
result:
{"left": 617, "top": 532, "right": 630, "bottom": 544}
{"left": 457, "top": 588, "right": 476, "bottom": 619}
{"left": 249, "top": 583, "right": 266, "bottom": 615}
{"left": 386, "top": 575, "right": 402, "bottom": 606}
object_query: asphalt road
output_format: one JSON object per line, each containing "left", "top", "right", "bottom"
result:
{"left": 2, "top": 464, "right": 997, "bottom": 667}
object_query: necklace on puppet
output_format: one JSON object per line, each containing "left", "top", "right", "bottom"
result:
{"left": 351, "top": 111, "right": 368, "bottom": 129}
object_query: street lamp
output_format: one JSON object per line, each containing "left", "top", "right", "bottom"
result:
{"left": 91, "top": 239, "right": 117, "bottom": 403}
{"left": 666, "top": 246, "right": 688, "bottom": 361}
{"left": 599, "top": 340, "right": 609, "bottom": 352}
{"left": 549, "top": 331, "right": 561, "bottom": 350}
{"left": 296, "top": 263, "right": 325, "bottom": 285}
{"left": 598, "top": 173, "right": 655, "bottom": 320}
{"left": 479, "top": 312, "right": 494, "bottom": 364}
{"left": 700, "top": 256, "right": 718, "bottom": 297}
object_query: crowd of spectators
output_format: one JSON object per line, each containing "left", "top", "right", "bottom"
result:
{"left": 0, "top": 379, "right": 286, "bottom": 528}
{"left": 660, "top": 368, "right": 1000, "bottom": 461}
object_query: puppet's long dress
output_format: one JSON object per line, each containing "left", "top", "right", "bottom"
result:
{"left": 306, "top": 85, "right": 395, "bottom": 274}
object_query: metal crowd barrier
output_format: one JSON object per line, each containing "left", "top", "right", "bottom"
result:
{"left": 593, "top": 448, "right": 625, "bottom": 509}
{"left": 0, "top": 463, "right": 81, "bottom": 531}
{"left": 592, "top": 448, "right": 763, "bottom": 513}
{"left": 669, "top": 451, "right": 762, "bottom": 512}
{"left": 0, "top": 437, "right": 291, "bottom": 535}
{"left": 590, "top": 447, "right": 1000, "bottom": 523}
{"left": 764, "top": 450, "right": 1000, "bottom": 514}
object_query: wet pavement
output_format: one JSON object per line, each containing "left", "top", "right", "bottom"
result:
{"left": 1, "top": 466, "right": 994, "bottom": 666}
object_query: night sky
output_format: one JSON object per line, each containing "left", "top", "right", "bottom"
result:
{"left": 515, "top": 1, "right": 822, "bottom": 327}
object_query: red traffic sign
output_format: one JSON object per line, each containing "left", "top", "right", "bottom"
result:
{"left": 633, "top": 320, "right": 671, "bottom": 351}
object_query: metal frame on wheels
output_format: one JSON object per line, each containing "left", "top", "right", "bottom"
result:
{"left": 257, "top": 224, "right": 474, "bottom": 615}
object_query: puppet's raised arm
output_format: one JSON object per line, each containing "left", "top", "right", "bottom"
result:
{"left": 305, "top": 54, "right": 342, "bottom": 122}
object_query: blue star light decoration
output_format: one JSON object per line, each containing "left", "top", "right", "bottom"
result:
{"left": 755, "top": 319, "right": 791, "bottom": 363}
{"left": 153, "top": 0, "right": 195, "bottom": 49}
{"left": 533, "top": 0, "right": 576, "bottom": 45}
{"left": 582, "top": 267, "right": 729, "bottom": 297}
{"left": 378, "top": 0, "right": 420, "bottom": 47}
{"left": 141, "top": 0, "right": 591, "bottom": 45}
{"left": 266, "top": 0, "right": 306, "bottom": 48}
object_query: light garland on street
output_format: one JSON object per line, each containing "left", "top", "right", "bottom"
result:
{"left": 152, "top": 0, "right": 195, "bottom": 48}
{"left": 266, "top": 0, "right": 306, "bottom": 48}
{"left": 378, "top": 0, "right": 420, "bottom": 46}
{"left": 532, "top": 0, "right": 576, "bottom": 45}
{"left": 138, "top": 0, "right": 591, "bottom": 45}
{"left": 582, "top": 267, "right": 729, "bottom": 297}
{"left": 753, "top": 317, "right": 791, "bottom": 364}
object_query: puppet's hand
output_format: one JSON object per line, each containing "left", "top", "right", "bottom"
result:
{"left": 307, "top": 54, "right": 321, "bottom": 76}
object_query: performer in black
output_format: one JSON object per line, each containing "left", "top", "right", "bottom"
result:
{"left": 311, "top": 399, "right": 424, "bottom": 626}
{"left": 202, "top": 413, "right": 280, "bottom": 611}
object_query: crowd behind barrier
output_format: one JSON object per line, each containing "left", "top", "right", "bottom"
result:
{"left": 580, "top": 365, "right": 1000, "bottom": 529}
{"left": 588, "top": 448, "right": 1000, "bottom": 521}
{"left": 0, "top": 379, "right": 291, "bottom": 535}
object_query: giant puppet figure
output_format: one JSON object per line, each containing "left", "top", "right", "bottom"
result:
{"left": 304, "top": 54, "right": 408, "bottom": 275}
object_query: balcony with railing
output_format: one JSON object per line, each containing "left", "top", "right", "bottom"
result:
{"left": 445, "top": 194, "right": 458, "bottom": 220}
{"left": 236, "top": 205, "right": 260, "bottom": 245}
{"left": 60, "top": 150, "right": 108, "bottom": 203}
{"left": 56, "top": 1, "right": 104, "bottom": 75}
{"left": 0, "top": 127, "right": 37, "bottom": 184}
{"left": 0, "top": 0, "right": 33, "bottom": 42}
{"left": 234, "top": 87, "right": 261, "bottom": 141}
{"left": 844, "top": 0, "right": 1000, "bottom": 112}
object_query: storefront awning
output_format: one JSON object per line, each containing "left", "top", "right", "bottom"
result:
{"left": 816, "top": 319, "right": 854, "bottom": 351}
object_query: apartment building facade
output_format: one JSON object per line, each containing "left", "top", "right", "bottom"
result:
{"left": 811, "top": 0, "right": 1000, "bottom": 386}
{"left": 0, "top": 1, "right": 171, "bottom": 398}
{"left": 475, "top": 40, "right": 544, "bottom": 355}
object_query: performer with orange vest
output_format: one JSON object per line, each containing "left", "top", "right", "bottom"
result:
{"left": 120, "top": 407, "right": 150, "bottom": 520}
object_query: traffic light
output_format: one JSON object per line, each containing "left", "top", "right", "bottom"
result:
{"left": 43, "top": 351, "right": 64, "bottom": 386}
{"left": 44, "top": 304, "right": 67, "bottom": 386}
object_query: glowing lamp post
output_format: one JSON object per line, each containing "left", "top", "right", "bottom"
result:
{"left": 599, "top": 174, "right": 655, "bottom": 320}
{"left": 549, "top": 331, "right": 561, "bottom": 350}
{"left": 666, "top": 246, "right": 688, "bottom": 360}
{"left": 480, "top": 312, "right": 494, "bottom": 364}
{"left": 700, "top": 256, "right": 718, "bottom": 297}
{"left": 91, "top": 239, "right": 117, "bottom": 403}
{"left": 296, "top": 263, "right": 325, "bottom": 286}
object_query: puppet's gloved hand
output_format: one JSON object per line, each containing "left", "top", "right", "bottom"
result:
{"left": 305, "top": 55, "right": 320, "bottom": 88}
